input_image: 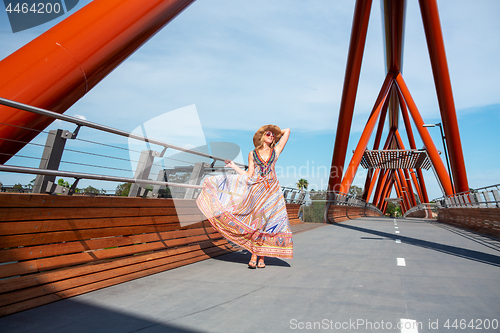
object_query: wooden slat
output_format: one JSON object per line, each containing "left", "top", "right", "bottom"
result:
{"left": 0, "top": 226, "right": 220, "bottom": 263}
{"left": 0, "top": 218, "right": 210, "bottom": 248}
{"left": 0, "top": 193, "right": 199, "bottom": 209}
{"left": 0, "top": 240, "right": 230, "bottom": 305}
{"left": 0, "top": 244, "right": 234, "bottom": 317}
{"left": 0, "top": 239, "right": 229, "bottom": 294}
{"left": 0, "top": 216, "right": 178, "bottom": 236}
{"left": 0, "top": 207, "right": 179, "bottom": 222}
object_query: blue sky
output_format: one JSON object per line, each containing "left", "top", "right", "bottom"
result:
{"left": 1, "top": 0, "right": 499, "bottom": 200}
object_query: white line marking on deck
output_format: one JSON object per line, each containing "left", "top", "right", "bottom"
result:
{"left": 395, "top": 226, "right": 399, "bottom": 229}
{"left": 396, "top": 239, "right": 401, "bottom": 243}
{"left": 395, "top": 230, "right": 400, "bottom": 234}
{"left": 397, "top": 258, "right": 406, "bottom": 266}
{"left": 400, "top": 318, "right": 419, "bottom": 332}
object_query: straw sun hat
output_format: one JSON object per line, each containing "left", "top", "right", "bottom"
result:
{"left": 253, "top": 124, "right": 283, "bottom": 147}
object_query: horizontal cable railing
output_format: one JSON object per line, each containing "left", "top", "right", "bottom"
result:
{"left": 434, "top": 184, "right": 500, "bottom": 209}
{"left": 0, "top": 97, "right": 251, "bottom": 198}
{"left": 0, "top": 97, "right": 307, "bottom": 203}
{"left": 0, "top": 97, "right": 246, "bottom": 168}
{"left": 403, "top": 203, "right": 436, "bottom": 217}
{"left": 327, "top": 191, "right": 383, "bottom": 215}
{"left": 298, "top": 190, "right": 383, "bottom": 223}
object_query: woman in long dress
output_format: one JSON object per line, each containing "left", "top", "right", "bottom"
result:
{"left": 196, "top": 125, "right": 293, "bottom": 268}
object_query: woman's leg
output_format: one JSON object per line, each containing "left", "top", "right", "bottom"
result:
{"left": 248, "top": 253, "right": 257, "bottom": 268}
{"left": 257, "top": 256, "right": 265, "bottom": 268}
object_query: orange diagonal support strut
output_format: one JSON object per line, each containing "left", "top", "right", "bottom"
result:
{"left": 0, "top": 0, "right": 195, "bottom": 164}
{"left": 395, "top": 73, "right": 454, "bottom": 196}
{"left": 339, "top": 73, "right": 394, "bottom": 194}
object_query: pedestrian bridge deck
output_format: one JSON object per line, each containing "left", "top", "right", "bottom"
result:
{"left": 2, "top": 217, "right": 500, "bottom": 333}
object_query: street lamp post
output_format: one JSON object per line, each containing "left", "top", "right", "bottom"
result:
{"left": 423, "top": 123, "right": 454, "bottom": 194}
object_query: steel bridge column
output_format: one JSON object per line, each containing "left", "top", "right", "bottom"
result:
{"left": 328, "top": 0, "right": 373, "bottom": 193}
{"left": 419, "top": 0, "right": 469, "bottom": 194}
{"left": 362, "top": 90, "right": 391, "bottom": 201}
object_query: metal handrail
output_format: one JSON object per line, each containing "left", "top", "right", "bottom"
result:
{"left": 0, "top": 97, "right": 247, "bottom": 168}
{"left": 310, "top": 190, "right": 384, "bottom": 215}
{"left": 0, "top": 164, "right": 203, "bottom": 189}
{"left": 427, "top": 184, "right": 500, "bottom": 209}
{"left": 403, "top": 203, "right": 436, "bottom": 217}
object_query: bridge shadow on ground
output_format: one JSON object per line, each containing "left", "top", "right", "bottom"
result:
{"left": 1, "top": 298, "right": 203, "bottom": 333}
{"left": 335, "top": 221, "right": 500, "bottom": 267}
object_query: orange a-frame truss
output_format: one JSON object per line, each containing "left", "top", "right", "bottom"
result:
{"left": 0, "top": 0, "right": 195, "bottom": 165}
{"left": 328, "top": 0, "right": 469, "bottom": 214}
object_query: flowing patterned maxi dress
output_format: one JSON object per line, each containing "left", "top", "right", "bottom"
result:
{"left": 196, "top": 148, "right": 293, "bottom": 259}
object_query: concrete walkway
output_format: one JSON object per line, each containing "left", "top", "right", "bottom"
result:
{"left": 2, "top": 217, "right": 500, "bottom": 333}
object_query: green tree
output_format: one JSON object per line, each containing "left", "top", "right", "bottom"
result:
{"left": 27, "top": 178, "right": 35, "bottom": 190}
{"left": 302, "top": 189, "right": 327, "bottom": 223}
{"left": 57, "top": 178, "right": 70, "bottom": 188}
{"left": 385, "top": 202, "right": 402, "bottom": 217}
{"left": 296, "top": 178, "right": 309, "bottom": 191}
{"left": 116, "top": 183, "right": 131, "bottom": 196}
{"left": 348, "top": 185, "right": 363, "bottom": 198}
{"left": 82, "top": 185, "right": 101, "bottom": 195}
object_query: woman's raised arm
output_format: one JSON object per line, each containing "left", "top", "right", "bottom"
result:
{"left": 275, "top": 128, "right": 290, "bottom": 157}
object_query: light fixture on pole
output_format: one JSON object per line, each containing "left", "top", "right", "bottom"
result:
{"left": 423, "top": 123, "right": 454, "bottom": 194}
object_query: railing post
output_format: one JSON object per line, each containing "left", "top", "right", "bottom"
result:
{"left": 491, "top": 190, "right": 500, "bottom": 208}
{"left": 33, "top": 129, "right": 74, "bottom": 194}
{"left": 129, "top": 150, "right": 159, "bottom": 197}
{"left": 184, "top": 162, "right": 208, "bottom": 199}
{"left": 282, "top": 188, "right": 291, "bottom": 203}
{"left": 150, "top": 168, "right": 172, "bottom": 198}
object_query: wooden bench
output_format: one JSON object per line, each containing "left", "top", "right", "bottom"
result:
{"left": 0, "top": 193, "right": 236, "bottom": 317}
{"left": 0, "top": 194, "right": 303, "bottom": 317}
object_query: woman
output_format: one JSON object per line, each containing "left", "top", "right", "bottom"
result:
{"left": 196, "top": 125, "right": 292, "bottom": 268}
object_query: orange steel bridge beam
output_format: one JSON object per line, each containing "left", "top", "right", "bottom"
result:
{"left": 383, "top": 0, "right": 406, "bottom": 131}
{"left": 372, "top": 169, "right": 389, "bottom": 206}
{"left": 362, "top": 88, "right": 391, "bottom": 201}
{"left": 339, "top": 73, "right": 394, "bottom": 194}
{"left": 398, "top": 168, "right": 416, "bottom": 207}
{"left": 419, "top": 0, "right": 469, "bottom": 194}
{"left": 371, "top": 127, "right": 397, "bottom": 206}
{"left": 394, "top": 174, "right": 408, "bottom": 213}
{"left": 378, "top": 170, "right": 394, "bottom": 209}
{"left": 395, "top": 73, "right": 453, "bottom": 195}
{"left": 393, "top": 129, "right": 417, "bottom": 207}
{"left": 0, "top": 0, "right": 195, "bottom": 164}
{"left": 381, "top": 179, "right": 394, "bottom": 213}
{"left": 394, "top": 172, "right": 404, "bottom": 211}
{"left": 396, "top": 88, "right": 428, "bottom": 203}
{"left": 328, "top": 0, "right": 373, "bottom": 193}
